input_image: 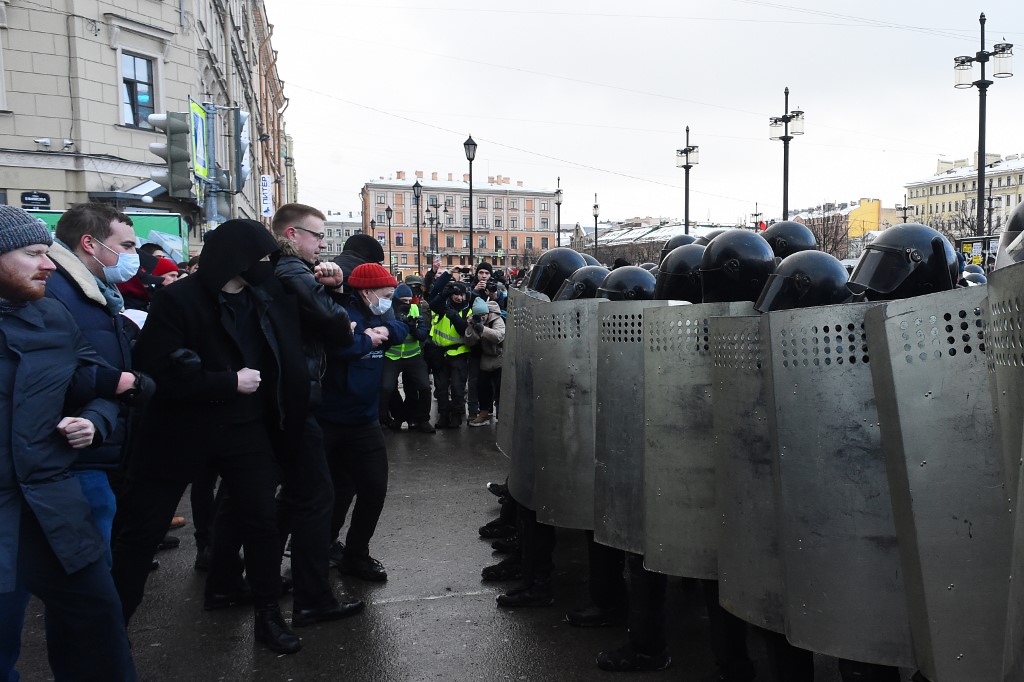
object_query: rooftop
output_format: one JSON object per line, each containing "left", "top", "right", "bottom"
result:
{"left": 363, "top": 171, "right": 554, "bottom": 195}
{"left": 906, "top": 154, "right": 1024, "bottom": 186}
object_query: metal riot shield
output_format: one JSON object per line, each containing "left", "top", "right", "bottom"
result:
{"left": 710, "top": 314, "right": 784, "bottom": 633}
{"left": 498, "top": 288, "right": 542, "bottom": 510}
{"left": 986, "top": 262, "right": 1024, "bottom": 681}
{"left": 642, "top": 302, "right": 753, "bottom": 579}
{"left": 865, "top": 286, "right": 1010, "bottom": 682}
{"left": 764, "top": 301, "right": 915, "bottom": 668}
{"left": 593, "top": 300, "right": 671, "bottom": 553}
{"left": 532, "top": 298, "right": 601, "bottom": 530}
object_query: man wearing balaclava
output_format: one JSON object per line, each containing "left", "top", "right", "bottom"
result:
{"left": 111, "top": 219, "right": 311, "bottom": 656}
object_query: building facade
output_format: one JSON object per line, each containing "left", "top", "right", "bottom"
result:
{"left": 905, "top": 153, "right": 1023, "bottom": 237}
{"left": 793, "top": 198, "right": 900, "bottom": 258}
{"left": 360, "top": 171, "right": 558, "bottom": 280}
{"left": 0, "top": 0, "right": 293, "bottom": 254}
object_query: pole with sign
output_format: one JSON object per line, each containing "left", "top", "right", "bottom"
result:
{"left": 260, "top": 175, "right": 274, "bottom": 218}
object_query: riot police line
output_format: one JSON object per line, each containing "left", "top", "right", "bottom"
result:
{"left": 491, "top": 202, "right": 1024, "bottom": 682}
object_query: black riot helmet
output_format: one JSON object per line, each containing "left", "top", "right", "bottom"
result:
{"left": 761, "top": 220, "right": 817, "bottom": 258}
{"left": 524, "top": 247, "right": 587, "bottom": 299}
{"left": 963, "top": 271, "right": 987, "bottom": 286}
{"left": 596, "top": 266, "right": 656, "bottom": 301}
{"left": 847, "top": 223, "right": 957, "bottom": 301}
{"left": 639, "top": 262, "right": 657, "bottom": 271}
{"left": 699, "top": 230, "right": 776, "bottom": 303}
{"left": 659, "top": 234, "right": 697, "bottom": 264}
{"left": 581, "top": 253, "right": 601, "bottom": 266}
{"left": 553, "top": 265, "right": 611, "bottom": 301}
{"left": 654, "top": 244, "right": 706, "bottom": 302}
{"left": 694, "top": 228, "right": 728, "bottom": 246}
{"left": 963, "top": 264, "right": 985, "bottom": 275}
{"left": 755, "top": 250, "right": 851, "bottom": 313}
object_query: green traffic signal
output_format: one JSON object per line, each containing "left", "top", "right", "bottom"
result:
{"left": 148, "top": 112, "right": 193, "bottom": 199}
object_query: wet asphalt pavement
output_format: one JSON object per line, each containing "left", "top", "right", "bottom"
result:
{"left": 16, "top": 417, "right": 904, "bottom": 681}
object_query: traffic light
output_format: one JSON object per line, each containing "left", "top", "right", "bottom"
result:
{"left": 215, "top": 168, "right": 231, "bottom": 220}
{"left": 233, "top": 109, "right": 251, "bottom": 191}
{"left": 148, "top": 112, "right": 193, "bottom": 198}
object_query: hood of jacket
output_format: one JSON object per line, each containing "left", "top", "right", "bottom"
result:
{"left": 197, "top": 219, "right": 279, "bottom": 293}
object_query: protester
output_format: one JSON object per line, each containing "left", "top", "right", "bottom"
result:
{"left": 381, "top": 283, "right": 435, "bottom": 433}
{"left": 427, "top": 271, "right": 472, "bottom": 428}
{"left": 465, "top": 290, "right": 505, "bottom": 427}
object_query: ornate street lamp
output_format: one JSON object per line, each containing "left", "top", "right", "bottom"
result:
{"left": 675, "top": 126, "right": 699, "bottom": 235}
{"left": 592, "top": 194, "right": 600, "bottom": 258}
{"left": 385, "top": 205, "right": 393, "bottom": 274}
{"left": 412, "top": 179, "right": 423, "bottom": 274}
{"left": 769, "top": 87, "right": 805, "bottom": 220}
{"left": 554, "top": 178, "right": 563, "bottom": 248}
{"left": 464, "top": 135, "right": 478, "bottom": 265}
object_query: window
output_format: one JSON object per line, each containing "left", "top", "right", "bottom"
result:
{"left": 462, "top": 198, "right": 469, "bottom": 208}
{"left": 401, "top": 254, "right": 408, "bottom": 265}
{"left": 325, "top": 229, "right": 333, "bottom": 237}
{"left": 541, "top": 218, "right": 548, "bottom": 230}
{"left": 377, "top": 232, "right": 386, "bottom": 244}
{"left": 446, "top": 215, "right": 454, "bottom": 226}
{"left": 447, "top": 255, "right": 454, "bottom": 266}
{"left": 541, "top": 237, "right": 549, "bottom": 249}
{"left": 394, "top": 194, "right": 404, "bottom": 206}
{"left": 494, "top": 198, "right": 502, "bottom": 209}
{"left": 525, "top": 237, "right": 534, "bottom": 250}
{"left": 509, "top": 199, "right": 518, "bottom": 209}
{"left": 540, "top": 201, "right": 548, "bottom": 211}
{"left": 446, "top": 235, "right": 455, "bottom": 248}
{"left": 395, "top": 232, "right": 404, "bottom": 246}
{"left": 510, "top": 236, "right": 519, "bottom": 250}
{"left": 122, "top": 53, "right": 155, "bottom": 128}
{"left": 494, "top": 218, "right": 502, "bottom": 228}
{"left": 463, "top": 217, "right": 470, "bottom": 228}
{"left": 526, "top": 199, "right": 534, "bottom": 211}
{"left": 377, "top": 194, "right": 386, "bottom": 204}
{"left": 413, "top": 235, "right": 419, "bottom": 246}
{"left": 478, "top": 198, "right": 487, "bottom": 209}
{"left": 478, "top": 235, "right": 487, "bottom": 249}
{"left": 445, "top": 197, "right": 453, "bottom": 207}
{"left": 494, "top": 236, "right": 503, "bottom": 250}
{"left": 510, "top": 217, "right": 518, "bottom": 229}
{"left": 462, "top": 236, "right": 470, "bottom": 248}
{"left": 429, "top": 195, "right": 438, "bottom": 207}
{"left": 376, "top": 213, "right": 385, "bottom": 224}
{"left": 478, "top": 217, "right": 485, "bottom": 226}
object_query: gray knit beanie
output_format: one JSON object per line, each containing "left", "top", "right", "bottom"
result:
{"left": 0, "top": 205, "right": 52, "bottom": 255}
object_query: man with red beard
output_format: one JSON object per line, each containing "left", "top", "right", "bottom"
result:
{"left": 0, "top": 205, "right": 140, "bottom": 681}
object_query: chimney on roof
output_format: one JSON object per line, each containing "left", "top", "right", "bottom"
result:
{"left": 463, "top": 173, "right": 470, "bottom": 183}
{"left": 488, "top": 176, "right": 495, "bottom": 184}
{"left": 415, "top": 170, "right": 423, "bottom": 179}
{"left": 503, "top": 177, "right": 510, "bottom": 184}
{"left": 517, "top": 181, "right": 523, "bottom": 187}
{"left": 496, "top": 175, "right": 503, "bottom": 184}
{"left": 448, "top": 173, "right": 453, "bottom": 181}
{"left": 396, "top": 171, "right": 406, "bottom": 180}
{"left": 431, "top": 172, "right": 438, "bottom": 181}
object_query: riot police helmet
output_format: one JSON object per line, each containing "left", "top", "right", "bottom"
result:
{"left": 581, "top": 253, "right": 601, "bottom": 266}
{"left": 847, "top": 223, "right": 957, "bottom": 301}
{"left": 659, "top": 234, "right": 697, "bottom": 264}
{"left": 553, "top": 265, "right": 611, "bottom": 301}
{"left": 654, "top": 244, "right": 706, "bottom": 303}
{"left": 963, "top": 263, "right": 985, "bottom": 275}
{"left": 524, "top": 247, "right": 588, "bottom": 299}
{"left": 755, "top": 250, "right": 852, "bottom": 313}
{"left": 761, "top": 220, "right": 817, "bottom": 258}
{"left": 963, "top": 271, "right": 987, "bottom": 286}
{"left": 699, "top": 230, "right": 776, "bottom": 303}
{"left": 639, "top": 262, "right": 657, "bottom": 271}
{"left": 596, "top": 266, "right": 656, "bottom": 301}
{"left": 694, "top": 228, "right": 728, "bottom": 246}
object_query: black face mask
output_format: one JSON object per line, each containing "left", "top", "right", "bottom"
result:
{"left": 241, "top": 261, "right": 274, "bottom": 286}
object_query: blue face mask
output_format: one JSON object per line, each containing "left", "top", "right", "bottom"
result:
{"left": 92, "top": 239, "right": 140, "bottom": 284}
{"left": 369, "top": 292, "right": 392, "bottom": 316}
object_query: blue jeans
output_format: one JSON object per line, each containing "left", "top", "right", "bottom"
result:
{"left": 0, "top": 470, "right": 116, "bottom": 682}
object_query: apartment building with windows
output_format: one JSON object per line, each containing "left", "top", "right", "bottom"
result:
{"left": 360, "top": 170, "right": 558, "bottom": 279}
{"left": 905, "top": 153, "right": 1023, "bottom": 235}
{"left": 0, "top": 0, "right": 293, "bottom": 252}
{"left": 322, "top": 210, "right": 363, "bottom": 258}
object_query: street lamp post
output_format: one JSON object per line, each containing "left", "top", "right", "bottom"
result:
{"left": 412, "top": 180, "right": 423, "bottom": 274}
{"left": 555, "top": 178, "right": 563, "bottom": 248}
{"left": 985, "top": 180, "right": 1003, "bottom": 236}
{"left": 370, "top": 218, "right": 376, "bottom": 237}
{"left": 675, "top": 126, "right": 699, "bottom": 234}
{"left": 592, "top": 194, "right": 600, "bottom": 259}
{"left": 897, "top": 194, "right": 914, "bottom": 223}
{"left": 464, "top": 135, "right": 478, "bottom": 266}
{"left": 769, "top": 87, "right": 805, "bottom": 220}
{"left": 385, "top": 206, "right": 394, "bottom": 274}
{"left": 955, "top": 13, "right": 1013, "bottom": 237}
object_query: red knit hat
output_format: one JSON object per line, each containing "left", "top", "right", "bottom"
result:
{"left": 151, "top": 257, "right": 179, "bottom": 277}
{"left": 347, "top": 262, "right": 397, "bottom": 289}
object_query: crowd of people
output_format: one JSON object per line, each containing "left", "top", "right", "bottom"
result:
{"left": 0, "top": 201, "right": 508, "bottom": 680}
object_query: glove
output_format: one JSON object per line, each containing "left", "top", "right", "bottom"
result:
{"left": 170, "top": 348, "right": 202, "bottom": 375}
{"left": 472, "top": 322, "right": 485, "bottom": 335}
{"left": 119, "top": 371, "right": 156, "bottom": 406}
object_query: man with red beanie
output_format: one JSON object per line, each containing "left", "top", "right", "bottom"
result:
{"left": 318, "top": 262, "right": 409, "bottom": 582}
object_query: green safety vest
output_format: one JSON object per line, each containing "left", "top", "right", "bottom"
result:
{"left": 385, "top": 304, "right": 423, "bottom": 361}
{"left": 430, "top": 307, "right": 471, "bottom": 357}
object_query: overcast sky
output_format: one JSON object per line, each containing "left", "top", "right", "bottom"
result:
{"left": 265, "top": 0, "right": 1024, "bottom": 227}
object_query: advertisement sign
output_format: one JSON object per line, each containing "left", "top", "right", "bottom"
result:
{"left": 260, "top": 175, "right": 274, "bottom": 217}
{"left": 189, "top": 99, "right": 209, "bottom": 180}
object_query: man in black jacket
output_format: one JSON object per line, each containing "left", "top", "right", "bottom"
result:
{"left": 270, "top": 203, "right": 364, "bottom": 624}
{"left": 111, "top": 219, "right": 310, "bottom": 655}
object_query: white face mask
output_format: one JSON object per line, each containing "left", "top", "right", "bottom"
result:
{"left": 369, "top": 292, "right": 392, "bottom": 316}
{"left": 92, "top": 240, "right": 140, "bottom": 284}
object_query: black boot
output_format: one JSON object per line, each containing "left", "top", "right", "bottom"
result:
{"left": 434, "top": 410, "right": 451, "bottom": 430}
{"left": 448, "top": 409, "right": 463, "bottom": 428}
{"left": 254, "top": 604, "right": 302, "bottom": 655}
{"left": 495, "top": 579, "right": 554, "bottom": 607}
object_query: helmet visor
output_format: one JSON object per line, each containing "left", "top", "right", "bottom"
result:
{"left": 847, "top": 245, "right": 918, "bottom": 296}
{"left": 552, "top": 279, "right": 584, "bottom": 301}
{"left": 755, "top": 273, "right": 801, "bottom": 313}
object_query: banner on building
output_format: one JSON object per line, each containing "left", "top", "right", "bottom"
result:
{"left": 260, "top": 175, "right": 274, "bottom": 217}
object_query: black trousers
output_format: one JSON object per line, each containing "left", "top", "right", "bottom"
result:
{"left": 477, "top": 366, "right": 502, "bottom": 414}
{"left": 322, "top": 420, "right": 389, "bottom": 557}
{"left": 112, "top": 423, "right": 283, "bottom": 622}
{"left": 190, "top": 461, "right": 219, "bottom": 552}
{"left": 518, "top": 505, "right": 556, "bottom": 585}
{"left": 586, "top": 530, "right": 626, "bottom": 610}
{"left": 625, "top": 553, "right": 668, "bottom": 655}
{"left": 433, "top": 354, "right": 469, "bottom": 414}
{"left": 380, "top": 355, "right": 431, "bottom": 425}
{"left": 15, "top": 503, "right": 137, "bottom": 682}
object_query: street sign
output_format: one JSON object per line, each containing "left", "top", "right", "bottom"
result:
{"left": 189, "top": 99, "right": 209, "bottom": 180}
{"left": 21, "top": 191, "right": 50, "bottom": 209}
{"left": 260, "top": 175, "right": 274, "bottom": 217}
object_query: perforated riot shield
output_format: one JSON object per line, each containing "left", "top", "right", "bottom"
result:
{"left": 593, "top": 300, "right": 671, "bottom": 553}
{"left": 498, "top": 288, "right": 542, "bottom": 510}
{"left": 532, "top": 299, "right": 601, "bottom": 530}
{"left": 764, "top": 301, "right": 915, "bottom": 668}
{"left": 865, "top": 286, "right": 1010, "bottom": 682}
{"left": 710, "top": 314, "right": 784, "bottom": 633}
{"left": 986, "top": 262, "right": 1024, "bottom": 681}
{"left": 642, "top": 302, "right": 752, "bottom": 579}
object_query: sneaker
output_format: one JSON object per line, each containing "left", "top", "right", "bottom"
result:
{"left": 328, "top": 540, "right": 345, "bottom": 568}
{"left": 564, "top": 603, "right": 624, "bottom": 627}
{"left": 468, "top": 411, "right": 491, "bottom": 427}
{"left": 490, "top": 537, "right": 519, "bottom": 554}
{"left": 481, "top": 555, "right": 522, "bottom": 582}
{"left": 496, "top": 582, "right": 554, "bottom": 608}
{"left": 412, "top": 421, "right": 436, "bottom": 434}
{"left": 194, "top": 546, "right": 211, "bottom": 571}
{"left": 479, "top": 519, "right": 516, "bottom": 539}
{"left": 339, "top": 554, "right": 388, "bottom": 582}
{"left": 486, "top": 481, "right": 508, "bottom": 497}
{"left": 596, "top": 645, "right": 671, "bottom": 672}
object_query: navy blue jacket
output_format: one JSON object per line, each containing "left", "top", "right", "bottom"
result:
{"left": 44, "top": 243, "right": 133, "bottom": 470}
{"left": 319, "top": 298, "right": 408, "bottom": 426}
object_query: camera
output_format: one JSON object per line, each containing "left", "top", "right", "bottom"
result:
{"left": 485, "top": 280, "right": 498, "bottom": 293}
